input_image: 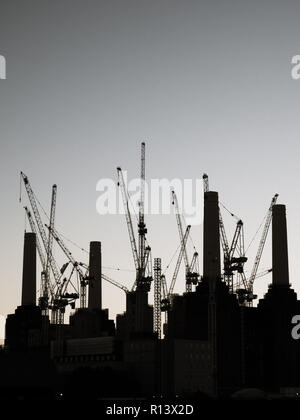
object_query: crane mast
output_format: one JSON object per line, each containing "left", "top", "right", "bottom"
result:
{"left": 21, "top": 172, "right": 79, "bottom": 323}
{"left": 136, "top": 142, "right": 152, "bottom": 291}
{"left": 21, "top": 174, "right": 62, "bottom": 317}
{"left": 44, "top": 184, "right": 57, "bottom": 311}
{"left": 153, "top": 258, "right": 162, "bottom": 339}
{"left": 117, "top": 142, "right": 152, "bottom": 293}
{"left": 138, "top": 142, "right": 147, "bottom": 279}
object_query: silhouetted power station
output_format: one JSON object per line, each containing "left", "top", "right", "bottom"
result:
{"left": 1, "top": 144, "right": 300, "bottom": 400}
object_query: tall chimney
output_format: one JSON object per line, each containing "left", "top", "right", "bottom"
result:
{"left": 203, "top": 191, "right": 221, "bottom": 282}
{"left": 88, "top": 241, "right": 102, "bottom": 310}
{"left": 21, "top": 232, "right": 36, "bottom": 306}
{"left": 272, "top": 204, "right": 289, "bottom": 287}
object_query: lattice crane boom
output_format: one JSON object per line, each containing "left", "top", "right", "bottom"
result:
{"left": 139, "top": 143, "right": 146, "bottom": 267}
{"left": 131, "top": 245, "right": 152, "bottom": 292}
{"left": 46, "top": 226, "right": 85, "bottom": 277}
{"left": 172, "top": 190, "right": 189, "bottom": 269}
{"left": 219, "top": 211, "right": 230, "bottom": 259}
{"left": 168, "top": 225, "right": 191, "bottom": 296}
{"left": 45, "top": 185, "right": 57, "bottom": 300}
{"left": 24, "top": 206, "right": 57, "bottom": 302}
{"left": 102, "top": 273, "right": 129, "bottom": 293}
{"left": 138, "top": 142, "right": 149, "bottom": 279}
{"left": 248, "top": 193, "right": 278, "bottom": 288}
{"left": 117, "top": 167, "right": 139, "bottom": 272}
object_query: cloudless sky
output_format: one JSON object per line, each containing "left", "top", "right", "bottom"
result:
{"left": 1, "top": 0, "right": 300, "bottom": 330}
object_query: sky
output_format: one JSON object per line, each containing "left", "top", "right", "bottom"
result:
{"left": 1, "top": 0, "right": 300, "bottom": 331}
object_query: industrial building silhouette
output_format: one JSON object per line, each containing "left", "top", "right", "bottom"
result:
{"left": 1, "top": 188, "right": 300, "bottom": 400}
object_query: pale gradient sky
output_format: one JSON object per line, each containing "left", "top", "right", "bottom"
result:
{"left": 1, "top": 0, "right": 300, "bottom": 322}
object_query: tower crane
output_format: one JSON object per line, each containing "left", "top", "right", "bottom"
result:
{"left": 21, "top": 173, "right": 64, "bottom": 320}
{"left": 47, "top": 230, "right": 131, "bottom": 305}
{"left": 24, "top": 207, "right": 71, "bottom": 306}
{"left": 20, "top": 172, "right": 62, "bottom": 288}
{"left": 24, "top": 206, "right": 54, "bottom": 311}
{"left": 171, "top": 190, "right": 199, "bottom": 292}
{"left": 24, "top": 207, "right": 46, "bottom": 274}
{"left": 202, "top": 174, "right": 278, "bottom": 304}
{"left": 153, "top": 258, "right": 162, "bottom": 339}
{"left": 219, "top": 212, "right": 230, "bottom": 263}
{"left": 117, "top": 142, "right": 152, "bottom": 293}
{"left": 138, "top": 142, "right": 147, "bottom": 282}
{"left": 202, "top": 173, "right": 248, "bottom": 294}
{"left": 21, "top": 172, "right": 80, "bottom": 323}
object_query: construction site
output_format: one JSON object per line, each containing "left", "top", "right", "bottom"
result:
{"left": 1, "top": 142, "right": 300, "bottom": 400}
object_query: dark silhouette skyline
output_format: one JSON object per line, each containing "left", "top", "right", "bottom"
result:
{"left": 2, "top": 183, "right": 300, "bottom": 400}
{"left": 1, "top": 0, "right": 300, "bottom": 403}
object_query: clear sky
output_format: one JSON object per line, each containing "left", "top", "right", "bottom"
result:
{"left": 1, "top": 0, "right": 300, "bottom": 323}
